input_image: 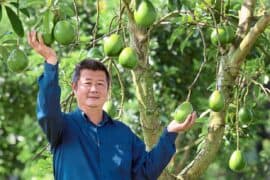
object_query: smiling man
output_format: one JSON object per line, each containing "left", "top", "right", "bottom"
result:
{"left": 72, "top": 65, "right": 110, "bottom": 125}
{"left": 27, "top": 31, "right": 197, "bottom": 180}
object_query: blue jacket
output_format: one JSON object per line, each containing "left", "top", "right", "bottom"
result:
{"left": 37, "top": 62, "right": 177, "bottom": 180}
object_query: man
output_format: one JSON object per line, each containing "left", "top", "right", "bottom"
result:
{"left": 27, "top": 31, "right": 197, "bottom": 180}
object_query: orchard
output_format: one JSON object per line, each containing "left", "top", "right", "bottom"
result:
{"left": 0, "top": 0, "right": 270, "bottom": 179}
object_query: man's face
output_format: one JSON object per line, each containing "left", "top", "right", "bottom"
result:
{"left": 72, "top": 69, "right": 108, "bottom": 110}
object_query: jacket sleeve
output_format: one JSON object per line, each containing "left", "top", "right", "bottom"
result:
{"left": 131, "top": 127, "right": 177, "bottom": 180}
{"left": 36, "top": 62, "right": 64, "bottom": 147}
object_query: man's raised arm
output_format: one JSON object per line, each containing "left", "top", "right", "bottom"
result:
{"left": 28, "top": 32, "right": 64, "bottom": 147}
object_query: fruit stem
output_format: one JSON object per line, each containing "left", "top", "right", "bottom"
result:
{"left": 186, "top": 90, "right": 191, "bottom": 102}
{"left": 117, "top": 0, "right": 124, "bottom": 34}
{"left": 236, "top": 86, "right": 240, "bottom": 150}
{"left": 92, "top": 0, "right": 100, "bottom": 47}
{"left": 16, "top": 0, "right": 20, "bottom": 46}
{"left": 186, "top": 26, "right": 207, "bottom": 102}
{"left": 112, "top": 60, "right": 125, "bottom": 119}
{"left": 73, "top": 0, "right": 80, "bottom": 43}
{"left": 107, "top": 58, "right": 113, "bottom": 99}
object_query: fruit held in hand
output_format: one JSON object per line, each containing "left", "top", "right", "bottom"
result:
{"left": 229, "top": 150, "right": 246, "bottom": 172}
{"left": 209, "top": 90, "right": 225, "bottom": 112}
{"left": 134, "top": 0, "right": 157, "bottom": 27}
{"left": 41, "top": 10, "right": 54, "bottom": 46}
{"left": 103, "top": 34, "right": 124, "bottom": 56}
{"left": 42, "top": 32, "right": 54, "bottom": 46}
{"left": 7, "top": 49, "right": 28, "bottom": 73}
{"left": 174, "top": 101, "right": 193, "bottom": 122}
{"left": 118, "top": 47, "right": 138, "bottom": 69}
{"left": 53, "top": 20, "right": 76, "bottom": 45}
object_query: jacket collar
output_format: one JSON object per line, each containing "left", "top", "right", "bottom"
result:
{"left": 74, "top": 107, "right": 114, "bottom": 126}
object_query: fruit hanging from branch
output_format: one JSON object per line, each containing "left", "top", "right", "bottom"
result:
{"left": 103, "top": 34, "right": 124, "bottom": 57}
{"left": 229, "top": 150, "right": 246, "bottom": 172}
{"left": 87, "top": 47, "right": 103, "bottom": 60}
{"left": 210, "top": 25, "right": 234, "bottom": 45}
{"left": 53, "top": 20, "right": 76, "bottom": 45}
{"left": 238, "top": 107, "right": 253, "bottom": 122}
{"left": 7, "top": 48, "right": 28, "bottom": 73}
{"left": 118, "top": 47, "right": 138, "bottom": 69}
{"left": 134, "top": 0, "right": 157, "bottom": 28}
{"left": 209, "top": 90, "right": 225, "bottom": 112}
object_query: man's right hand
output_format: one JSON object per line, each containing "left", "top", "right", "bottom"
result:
{"left": 27, "top": 31, "right": 58, "bottom": 65}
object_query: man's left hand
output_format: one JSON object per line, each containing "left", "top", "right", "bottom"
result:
{"left": 167, "top": 112, "right": 197, "bottom": 133}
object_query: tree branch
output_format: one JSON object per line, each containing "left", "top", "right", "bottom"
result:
{"left": 230, "top": 10, "right": 270, "bottom": 77}
{"left": 236, "top": 0, "right": 256, "bottom": 39}
{"left": 122, "top": 0, "right": 134, "bottom": 21}
{"left": 177, "top": 112, "right": 225, "bottom": 179}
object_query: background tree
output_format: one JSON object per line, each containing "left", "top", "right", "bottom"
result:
{"left": 0, "top": 0, "right": 269, "bottom": 179}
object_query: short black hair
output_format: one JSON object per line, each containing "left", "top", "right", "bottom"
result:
{"left": 72, "top": 59, "right": 110, "bottom": 87}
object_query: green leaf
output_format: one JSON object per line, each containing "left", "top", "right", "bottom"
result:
{"left": 167, "top": 27, "right": 185, "bottom": 50}
{"left": 2, "top": 39, "right": 17, "bottom": 45}
{"left": 182, "top": 0, "right": 197, "bottom": 9}
{"left": 179, "top": 31, "right": 193, "bottom": 54}
{"left": 20, "top": 8, "right": 30, "bottom": 17}
{"left": 19, "top": 0, "right": 46, "bottom": 9}
{"left": 196, "top": 117, "right": 208, "bottom": 123}
{"left": 5, "top": 6, "right": 24, "bottom": 37}
{"left": 0, "top": 46, "right": 9, "bottom": 60}
{"left": 0, "top": 5, "right": 2, "bottom": 22}
{"left": 168, "top": 0, "right": 182, "bottom": 11}
{"left": 42, "top": 10, "right": 54, "bottom": 34}
{"left": 0, "top": 31, "right": 18, "bottom": 46}
{"left": 58, "top": 2, "right": 75, "bottom": 18}
{"left": 0, "top": 31, "right": 13, "bottom": 40}
{"left": 9, "top": 2, "right": 30, "bottom": 17}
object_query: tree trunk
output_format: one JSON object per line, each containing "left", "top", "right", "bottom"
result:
{"left": 131, "top": 68, "right": 162, "bottom": 149}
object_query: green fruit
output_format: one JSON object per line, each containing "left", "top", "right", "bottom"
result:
{"left": 209, "top": 90, "right": 225, "bottom": 112}
{"left": 103, "top": 34, "right": 124, "bottom": 56}
{"left": 225, "top": 26, "right": 234, "bottom": 42}
{"left": 42, "top": 32, "right": 54, "bottom": 46}
{"left": 211, "top": 27, "right": 226, "bottom": 45}
{"left": 87, "top": 47, "right": 103, "bottom": 60}
{"left": 53, "top": 20, "right": 76, "bottom": 45}
{"left": 25, "top": 16, "right": 37, "bottom": 26}
{"left": 118, "top": 47, "right": 138, "bottom": 69}
{"left": 103, "top": 100, "right": 117, "bottom": 117}
{"left": 134, "top": 0, "right": 157, "bottom": 27}
{"left": 229, "top": 150, "right": 246, "bottom": 172}
{"left": 41, "top": 10, "right": 54, "bottom": 45}
{"left": 210, "top": 26, "right": 234, "bottom": 45}
{"left": 174, "top": 101, "right": 193, "bottom": 122}
{"left": 238, "top": 107, "right": 252, "bottom": 122}
{"left": 198, "top": 0, "right": 214, "bottom": 10}
{"left": 7, "top": 49, "right": 28, "bottom": 73}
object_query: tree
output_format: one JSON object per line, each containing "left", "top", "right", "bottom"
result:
{"left": 0, "top": 0, "right": 269, "bottom": 179}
